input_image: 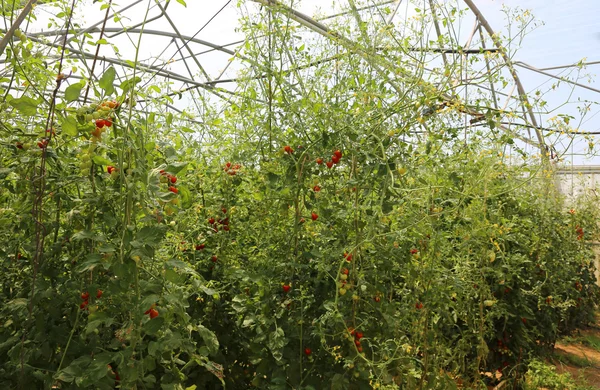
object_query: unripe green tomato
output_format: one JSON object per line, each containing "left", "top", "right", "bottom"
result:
{"left": 13, "top": 29, "right": 22, "bottom": 38}
{"left": 110, "top": 170, "right": 119, "bottom": 179}
{"left": 85, "top": 114, "right": 93, "bottom": 122}
{"left": 92, "top": 111, "right": 101, "bottom": 119}
{"left": 19, "top": 34, "right": 26, "bottom": 43}
{"left": 340, "top": 274, "right": 348, "bottom": 281}
{"left": 22, "top": 143, "right": 30, "bottom": 151}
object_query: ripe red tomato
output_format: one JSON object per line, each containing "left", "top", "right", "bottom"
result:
{"left": 149, "top": 308, "right": 159, "bottom": 319}
{"left": 170, "top": 176, "right": 177, "bottom": 184}
{"left": 331, "top": 154, "right": 340, "bottom": 164}
{"left": 96, "top": 289, "right": 103, "bottom": 299}
{"left": 355, "top": 331, "right": 363, "bottom": 340}
{"left": 326, "top": 161, "right": 334, "bottom": 169}
{"left": 80, "top": 301, "right": 89, "bottom": 310}
{"left": 81, "top": 291, "right": 90, "bottom": 300}
{"left": 304, "top": 347, "right": 312, "bottom": 356}
{"left": 195, "top": 244, "right": 205, "bottom": 250}
{"left": 334, "top": 150, "right": 342, "bottom": 159}
{"left": 222, "top": 207, "right": 227, "bottom": 214}
{"left": 311, "top": 212, "right": 318, "bottom": 221}
{"left": 208, "top": 218, "right": 215, "bottom": 224}
{"left": 316, "top": 158, "right": 323, "bottom": 165}
{"left": 313, "top": 185, "right": 321, "bottom": 192}
{"left": 168, "top": 186, "right": 178, "bottom": 194}
{"left": 415, "top": 302, "right": 423, "bottom": 310}
{"left": 282, "top": 284, "right": 291, "bottom": 293}
{"left": 211, "top": 256, "right": 218, "bottom": 263}
{"left": 284, "top": 145, "right": 293, "bottom": 154}
{"left": 96, "top": 119, "right": 105, "bottom": 128}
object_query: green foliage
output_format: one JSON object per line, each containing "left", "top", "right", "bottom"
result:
{"left": 524, "top": 359, "right": 595, "bottom": 390}
{"left": 0, "top": 1, "right": 598, "bottom": 389}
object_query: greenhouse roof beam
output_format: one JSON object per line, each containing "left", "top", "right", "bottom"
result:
{"left": 152, "top": 0, "right": 210, "bottom": 82}
{"left": 514, "top": 62, "right": 600, "bottom": 94}
{"left": 13, "top": 33, "right": 238, "bottom": 104}
{"left": 253, "top": 0, "right": 541, "bottom": 149}
{"left": 0, "top": 0, "right": 38, "bottom": 57}
{"left": 64, "top": 0, "right": 145, "bottom": 44}
{"left": 316, "top": 0, "right": 397, "bottom": 21}
{"left": 29, "top": 28, "right": 238, "bottom": 57}
{"left": 462, "top": 0, "right": 546, "bottom": 152}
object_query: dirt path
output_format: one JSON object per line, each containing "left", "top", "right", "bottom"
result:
{"left": 552, "top": 326, "right": 600, "bottom": 388}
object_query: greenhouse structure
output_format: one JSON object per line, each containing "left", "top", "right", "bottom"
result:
{"left": 1, "top": 0, "right": 600, "bottom": 388}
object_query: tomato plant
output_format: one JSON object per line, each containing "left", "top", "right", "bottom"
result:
{"left": 0, "top": 1, "right": 598, "bottom": 389}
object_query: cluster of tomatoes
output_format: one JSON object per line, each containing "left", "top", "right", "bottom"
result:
{"left": 224, "top": 162, "right": 242, "bottom": 176}
{"left": 89, "top": 101, "right": 118, "bottom": 142}
{"left": 159, "top": 170, "right": 179, "bottom": 200}
{"left": 315, "top": 149, "right": 343, "bottom": 169}
{"left": 348, "top": 327, "right": 365, "bottom": 353}
{"left": 208, "top": 208, "right": 229, "bottom": 232}
{"left": 575, "top": 225, "right": 584, "bottom": 240}
{"left": 79, "top": 289, "right": 102, "bottom": 310}
{"left": 338, "top": 252, "right": 353, "bottom": 296}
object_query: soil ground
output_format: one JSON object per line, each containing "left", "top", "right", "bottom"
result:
{"left": 550, "top": 318, "right": 600, "bottom": 388}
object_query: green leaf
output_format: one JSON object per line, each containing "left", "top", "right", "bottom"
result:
{"left": 176, "top": 0, "right": 187, "bottom": 6}
{"left": 120, "top": 77, "right": 141, "bottom": 94}
{"left": 136, "top": 226, "right": 167, "bottom": 246}
{"left": 61, "top": 115, "right": 78, "bottom": 136}
{"left": 76, "top": 254, "right": 105, "bottom": 273}
{"left": 166, "top": 162, "right": 188, "bottom": 175}
{"left": 197, "top": 325, "right": 219, "bottom": 355}
{"left": 64, "top": 82, "right": 83, "bottom": 103}
{"left": 99, "top": 67, "right": 116, "bottom": 95}
{"left": 9, "top": 96, "right": 39, "bottom": 116}
{"left": 91, "top": 155, "right": 114, "bottom": 166}
{"left": 179, "top": 185, "right": 192, "bottom": 209}
{"left": 143, "top": 316, "right": 164, "bottom": 335}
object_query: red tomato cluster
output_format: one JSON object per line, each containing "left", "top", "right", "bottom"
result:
{"left": 224, "top": 162, "right": 242, "bottom": 176}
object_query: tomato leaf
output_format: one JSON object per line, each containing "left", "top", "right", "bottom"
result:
{"left": 98, "top": 67, "right": 116, "bottom": 95}
{"left": 64, "top": 82, "right": 83, "bottom": 103}
{"left": 61, "top": 115, "right": 78, "bottom": 136}
{"left": 9, "top": 96, "right": 39, "bottom": 116}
